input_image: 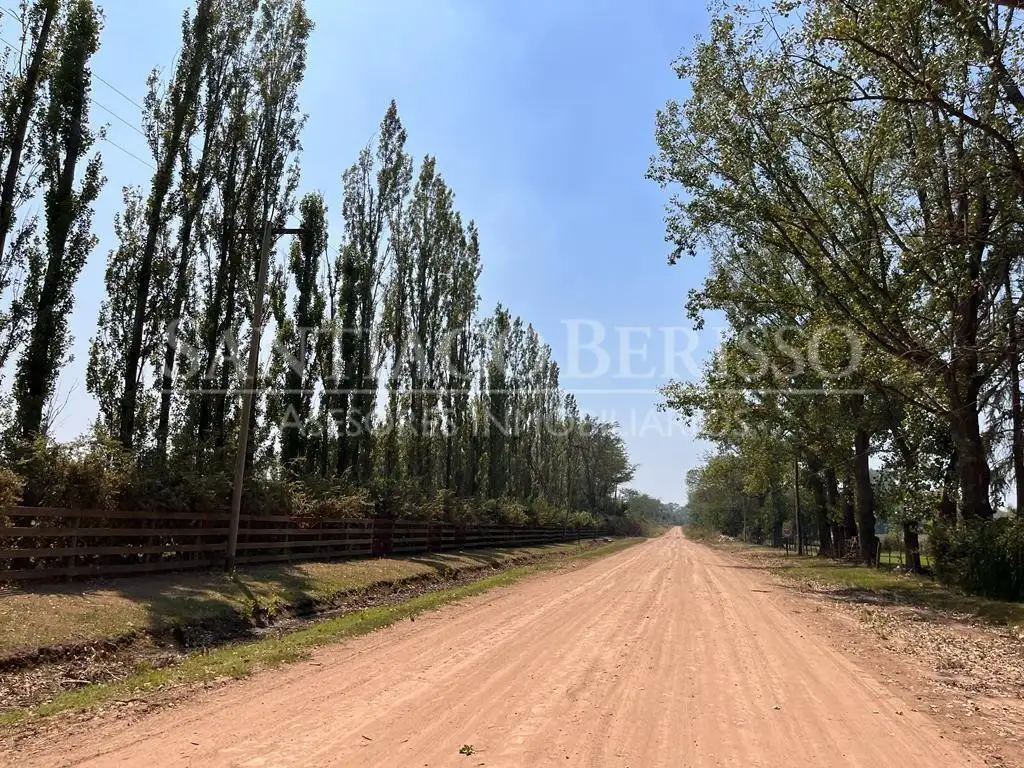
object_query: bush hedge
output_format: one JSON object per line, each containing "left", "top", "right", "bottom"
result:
{"left": 933, "top": 518, "right": 1024, "bottom": 601}
{"left": 0, "top": 434, "right": 616, "bottom": 531}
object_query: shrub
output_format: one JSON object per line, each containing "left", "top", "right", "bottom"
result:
{"left": 0, "top": 466, "right": 24, "bottom": 507}
{"left": 527, "top": 496, "right": 562, "bottom": 526}
{"left": 497, "top": 497, "right": 529, "bottom": 526}
{"left": 570, "top": 510, "right": 599, "bottom": 529}
{"left": 933, "top": 518, "right": 1024, "bottom": 601}
{"left": 16, "top": 433, "right": 133, "bottom": 510}
{"left": 681, "top": 524, "right": 714, "bottom": 541}
{"left": 420, "top": 488, "right": 454, "bottom": 521}
{"left": 606, "top": 513, "right": 642, "bottom": 536}
{"left": 446, "top": 497, "right": 477, "bottom": 525}
{"left": 371, "top": 479, "right": 421, "bottom": 519}
{"left": 121, "top": 467, "right": 231, "bottom": 515}
{"left": 302, "top": 487, "right": 375, "bottom": 522}
{"left": 240, "top": 476, "right": 305, "bottom": 517}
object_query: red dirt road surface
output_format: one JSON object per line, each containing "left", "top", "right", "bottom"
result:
{"left": 9, "top": 528, "right": 981, "bottom": 767}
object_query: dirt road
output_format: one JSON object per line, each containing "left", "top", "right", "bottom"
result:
{"left": 8, "top": 529, "right": 981, "bottom": 767}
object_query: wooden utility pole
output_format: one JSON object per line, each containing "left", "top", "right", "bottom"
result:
{"left": 794, "top": 454, "right": 804, "bottom": 556}
{"left": 226, "top": 222, "right": 305, "bottom": 571}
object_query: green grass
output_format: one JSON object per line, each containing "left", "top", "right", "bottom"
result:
{"left": 877, "top": 550, "right": 935, "bottom": 569}
{"left": 0, "top": 537, "right": 642, "bottom": 728}
{"left": 0, "top": 541, "right": 600, "bottom": 658}
{"left": 766, "top": 551, "right": 1024, "bottom": 626}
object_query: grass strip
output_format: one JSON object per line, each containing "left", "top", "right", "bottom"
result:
{"left": 726, "top": 543, "right": 1024, "bottom": 627}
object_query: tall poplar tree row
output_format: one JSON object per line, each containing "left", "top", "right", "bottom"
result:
{"left": 267, "top": 191, "right": 326, "bottom": 476}
{"left": 0, "top": 0, "right": 634, "bottom": 529}
{"left": 334, "top": 101, "right": 411, "bottom": 483}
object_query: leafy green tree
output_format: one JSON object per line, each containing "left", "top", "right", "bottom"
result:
{"left": 14, "top": 0, "right": 102, "bottom": 440}
{"left": 441, "top": 221, "right": 480, "bottom": 494}
{"left": 191, "top": 0, "right": 309, "bottom": 462}
{"left": 650, "top": 1, "right": 1021, "bottom": 521}
{"left": 334, "top": 101, "right": 411, "bottom": 482}
{"left": 153, "top": 4, "right": 245, "bottom": 458}
{"left": 87, "top": 187, "right": 150, "bottom": 438}
{"left": 0, "top": 0, "right": 58, "bottom": 262}
{"left": 268, "top": 191, "right": 326, "bottom": 475}
{"left": 118, "top": 0, "right": 216, "bottom": 449}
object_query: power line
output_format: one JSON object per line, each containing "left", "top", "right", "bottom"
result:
{"left": 90, "top": 99, "right": 147, "bottom": 139}
{"left": 93, "top": 73, "right": 144, "bottom": 112}
{"left": 0, "top": 5, "right": 21, "bottom": 29}
{"left": 1, "top": 5, "right": 145, "bottom": 112}
{"left": 0, "top": 33, "right": 153, "bottom": 169}
{"left": 99, "top": 137, "right": 153, "bottom": 169}
{"left": 0, "top": 34, "right": 154, "bottom": 171}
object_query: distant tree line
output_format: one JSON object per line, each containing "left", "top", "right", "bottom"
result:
{"left": 655, "top": 0, "right": 1024, "bottom": 600}
{"left": 0, "top": 0, "right": 635, "bottom": 529}
{"left": 620, "top": 488, "right": 686, "bottom": 532}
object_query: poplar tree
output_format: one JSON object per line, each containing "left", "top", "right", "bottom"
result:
{"left": 334, "top": 101, "right": 411, "bottom": 482}
{"left": 14, "top": 0, "right": 102, "bottom": 440}
{"left": 118, "top": 0, "right": 216, "bottom": 449}
{"left": 0, "top": 0, "right": 58, "bottom": 260}
{"left": 268, "top": 191, "right": 326, "bottom": 475}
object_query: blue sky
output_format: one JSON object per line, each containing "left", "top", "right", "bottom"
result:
{"left": 50, "top": 0, "right": 715, "bottom": 505}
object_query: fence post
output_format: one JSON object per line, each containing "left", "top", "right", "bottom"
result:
{"left": 64, "top": 514, "right": 80, "bottom": 581}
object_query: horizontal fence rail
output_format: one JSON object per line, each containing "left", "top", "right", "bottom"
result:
{"left": 0, "top": 506, "right": 609, "bottom": 583}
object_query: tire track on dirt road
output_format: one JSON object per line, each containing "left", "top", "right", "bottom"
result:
{"left": 6, "top": 528, "right": 982, "bottom": 767}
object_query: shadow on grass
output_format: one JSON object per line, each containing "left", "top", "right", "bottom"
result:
{"left": 407, "top": 549, "right": 521, "bottom": 572}
{"left": 712, "top": 563, "right": 791, "bottom": 572}
{"left": 765, "top": 557, "right": 1024, "bottom": 627}
{"left": 0, "top": 542, "right": 588, "bottom": 658}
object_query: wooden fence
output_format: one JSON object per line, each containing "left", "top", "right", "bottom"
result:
{"left": 0, "top": 506, "right": 608, "bottom": 583}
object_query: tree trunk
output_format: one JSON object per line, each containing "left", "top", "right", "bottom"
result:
{"left": 824, "top": 467, "right": 846, "bottom": 556}
{"left": 835, "top": 465, "right": 859, "bottom": 544}
{"left": 852, "top": 425, "right": 876, "bottom": 564}
{"left": 793, "top": 455, "right": 804, "bottom": 555}
{"left": 902, "top": 520, "right": 922, "bottom": 574}
{"left": 847, "top": 393, "right": 878, "bottom": 565}
{"left": 939, "top": 449, "right": 958, "bottom": 523}
{"left": 807, "top": 469, "right": 833, "bottom": 557}
{"left": 944, "top": 211, "right": 995, "bottom": 520}
{"left": 947, "top": 382, "right": 994, "bottom": 520}
{"left": 1005, "top": 263, "right": 1024, "bottom": 515}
